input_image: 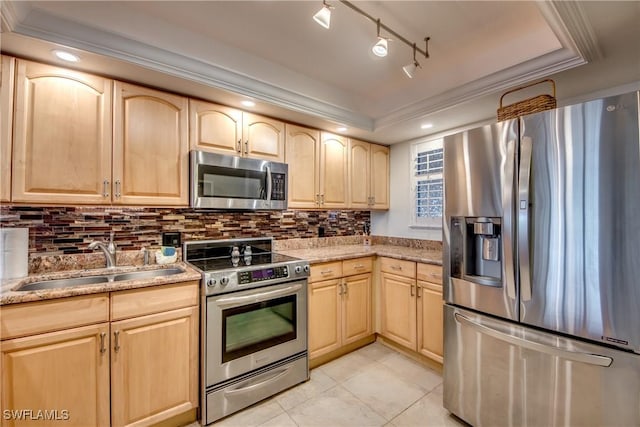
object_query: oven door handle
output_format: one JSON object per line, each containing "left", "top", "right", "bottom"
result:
{"left": 224, "top": 365, "right": 293, "bottom": 397}
{"left": 215, "top": 283, "right": 303, "bottom": 308}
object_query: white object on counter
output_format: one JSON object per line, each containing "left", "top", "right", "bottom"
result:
{"left": 1, "top": 228, "right": 29, "bottom": 279}
{"left": 155, "top": 250, "right": 178, "bottom": 265}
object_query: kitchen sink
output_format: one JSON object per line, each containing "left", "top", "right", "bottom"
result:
{"left": 15, "top": 267, "right": 185, "bottom": 292}
{"left": 17, "top": 275, "right": 111, "bottom": 291}
{"left": 112, "top": 268, "right": 185, "bottom": 282}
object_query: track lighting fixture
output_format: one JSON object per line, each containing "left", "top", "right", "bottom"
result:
{"left": 313, "top": 1, "right": 431, "bottom": 78}
{"left": 371, "top": 19, "right": 389, "bottom": 57}
{"left": 402, "top": 43, "right": 421, "bottom": 78}
{"left": 313, "top": 1, "right": 333, "bottom": 29}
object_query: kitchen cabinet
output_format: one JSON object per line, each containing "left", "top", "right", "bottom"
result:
{"left": 1, "top": 294, "right": 111, "bottom": 427}
{"left": 380, "top": 257, "right": 443, "bottom": 363}
{"left": 1, "top": 55, "right": 15, "bottom": 202}
{"left": 285, "top": 124, "right": 321, "bottom": 208}
{"left": 320, "top": 132, "right": 349, "bottom": 208}
{"left": 190, "top": 99, "right": 284, "bottom": 162}
{"left": 308, "top": 258, "right": 373, "bottom": 361}
{"left": 348, "top": 139, "right": 371, "bottom": 209}
{"left": 416, "top": 263, "right": 444, "bottom": 362}
{"left": 11, "top": 59, "right": 113, "bottom": 204}
{"left": 0, "top": 281, "right": 199, "bottom": 427}
{"left": 370, "top": 144, "right": 390, "bottom": 209}
{"left": 114, "top": 81, "right": 189, "bottom": 206}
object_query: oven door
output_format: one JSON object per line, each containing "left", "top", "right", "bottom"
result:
{"left": 206, "top": 280, "right": 307, "bottom": 386}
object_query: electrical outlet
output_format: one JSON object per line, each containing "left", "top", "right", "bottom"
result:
{"left": 162, "top": 232, "right": 181, "bottom": 247}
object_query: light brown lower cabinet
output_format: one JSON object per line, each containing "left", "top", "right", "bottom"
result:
{"left": 380, "top": 258, "right": 443, "bottom": 363}
{"left": 308, "top": 258, "right": 373, "bottom": 360}
{"left": 0, "top": 281, "right": 199, "bottom": 427}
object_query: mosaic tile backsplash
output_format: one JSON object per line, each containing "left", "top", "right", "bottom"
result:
{"left": 0, "top": 206, "right": 371, "bottom": 255}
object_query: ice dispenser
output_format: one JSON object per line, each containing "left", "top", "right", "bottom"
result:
{"left": 449, "top": 217, "right": 502, "bottom": 286}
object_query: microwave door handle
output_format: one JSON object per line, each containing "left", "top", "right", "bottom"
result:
{"left": 265, "top": 165, "right": 272, "bottom": 201}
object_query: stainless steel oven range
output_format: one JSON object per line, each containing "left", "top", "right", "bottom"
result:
{"left": 184, "top": 238, "right": 310, "bottom": 425}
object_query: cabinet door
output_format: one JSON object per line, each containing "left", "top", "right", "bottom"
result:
{"left": 308, "top": 279, "right": 342, "bottom": 359}
{"left": 242, "top": 112, "right": 284, "bottom": 162}
{"left": 1, "top": 56, "right": 14, "bottom": 202}
{"left": 111, "top": 306, "right": 198, "bottom": 427}
{"left": 189, "top": 99, "right": 242, "bottom": 156}
{"left": 370, "top": 144, "right": 390, "bottom": 209}
{"left": 380, "top": 272, "right": 417, "bottom": 350}
{"left": 348, "top": 139, "right": 370, "bottom": 209}
{"left": 12, "top": 60, "right": 112, "bottom": 204}
{"left": 285, "top": 124, "right": 320, "bottom": 208}
{"left": 342, "top": 273, "right": 372, "bottom": 345}
{"left": 1, "top": 323, "right": 110, "bottom": 427}
{"left": 320, "top": 132, "right": 348, "bottom": 208}
{"left": 113, "top": 82, "right": 188, "bottom": 206}
{"left": 417, "top": 280, "right": 444, "bottom": 363}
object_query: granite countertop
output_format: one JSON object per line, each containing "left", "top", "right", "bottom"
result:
{"left": 277, "top": 244, "right": 442, "bottom": 265}
{"left": 0, "top": 262, "right": 202, "bottom": 305}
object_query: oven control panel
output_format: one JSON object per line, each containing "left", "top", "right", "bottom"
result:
{"left": 238, "top": 266, "right": 289, "bottom": 284}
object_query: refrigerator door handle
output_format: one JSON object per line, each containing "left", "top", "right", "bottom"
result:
{"left": 503, "top": 138, "right": 517, "bottom": 300}
{"left": 518, "top": 135, "right": 533, "bottom": 301}
{"left": 454, "top": 313, "right": 613, "bottom": 367}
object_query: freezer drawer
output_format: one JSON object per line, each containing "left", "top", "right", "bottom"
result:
{"left": 443, "top": 305, "right": 640, "bottom": 427}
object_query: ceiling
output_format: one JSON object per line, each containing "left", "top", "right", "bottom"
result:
{"left": 1, "top": 1, "right": 639, "bottom": 144}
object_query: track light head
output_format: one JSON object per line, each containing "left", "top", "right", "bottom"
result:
{"left": 402, "top": 61, "right": 420, "bottom": 78}
{"left": 372, "top": 37, "right": 388, "bottom": 57}
{"left": 313, "top": 1, "right": 333, "bottom": 29}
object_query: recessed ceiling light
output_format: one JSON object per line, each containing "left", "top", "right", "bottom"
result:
{"left": 421, "top": 123, "right": 434, "bottom": 129}
{"left": 52, "top": 50, "right": 80, "bottom": 62}
{"left": 337, "top": 126, "right": 348, "bottom": 132}
{"left": 241, "top": 100, "right": 256, "bottom": 108}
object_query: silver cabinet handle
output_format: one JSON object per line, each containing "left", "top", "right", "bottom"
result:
{"left": 354, "top": 264, "right": 365, "bottom": 269}
{"left": 410, "top": 284, "right": 415, "bottom": 296}
{"left": 114, "top": 180, "right": 121, "bottom": 198}
{"left": 454, "top": 313, "right": 613, "bottom": 367}
{"left": 236, "top": 139, "right": 241, "bottom": 153}
{"left": 315, "top": 194, "right": 320, "bottom": 206}
{"left": 391, "top": 265, "right": 402, "bottom": 271}
{"left": 244, "top": 140, "right": 249, "bottom": 155}
{"left": 338, "top": 283, "right": 344, "bottom": 296}
{"left": 100, "top": 332, "right": 107, "bottom": 353}
{"left": 113, "top": 330, "right": 120, "bottom": 353}
{"left": 343, "top": 282, "right": 348, "bottom": 296}
{"left": 320, "top": 269, "right": 334, "bottom": 275}
{"left": 102, "top": 179, "right": 110, "bottom": 198}
{"left": 518, "top": 136, "right": 533, "bottom": 301}
{"left": 320, "top": 194, "right": 325, "bottom": 205}
{"left": 417, "top": 286, "right": 422, "bottom": 298}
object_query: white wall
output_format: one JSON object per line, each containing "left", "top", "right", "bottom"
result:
{"left": 370, "top": 141, "right": 442, "bottom": 241}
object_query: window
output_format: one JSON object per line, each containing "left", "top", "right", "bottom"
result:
{"left": 411, "top": 138, "right": 443, "bottom": 228}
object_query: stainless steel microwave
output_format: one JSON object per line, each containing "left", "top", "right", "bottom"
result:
{"left": 190, "top": 151, "right": 288, "bottom": 210}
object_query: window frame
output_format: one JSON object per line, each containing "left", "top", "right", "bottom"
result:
{"left": 409, "top": 138, "right": 444, "bottom": 229}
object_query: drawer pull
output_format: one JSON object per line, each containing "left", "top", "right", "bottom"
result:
{"left": 320, "top": 270, "right": 334, "bottom": 275}
{"left": 99, "top": 332, "right": 107, "bottom": 353}
{"left": 114, "top": 330, "right": 120, "bottom": 353}
{"left": 391, "top": 265, "right": 402, "bottom": 270}
{"left": 354, "top": 264, "right": 365, "bottom": 269}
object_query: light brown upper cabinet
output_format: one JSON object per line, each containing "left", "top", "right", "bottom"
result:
{"left": 285, "top": 124, "right": 321, "bottom": 208}
{"left": 0, "top": 55, "right": 15, "bottom": 202}
{"left": 320, "top": 132, "right": 349, "bottom": 208}
{"left": 114, "top": 81, "right": 189, "bottom": 206}
{"left": 190, "top": 99, "right": 284, "bottom": 162}
{"left": 348, "top": 139, "right": 371, "bottom": 209}
{"left": 370, "top": 144, "right": 390, "bottom": 209}
{"left": 12, "top": 59, "right": 113, "bottom": 204}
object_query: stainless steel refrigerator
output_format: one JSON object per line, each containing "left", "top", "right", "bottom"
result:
{"left": 443, "top": 91, "right": 640, "bottom": 426}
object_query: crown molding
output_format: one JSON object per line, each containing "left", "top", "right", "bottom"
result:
{"left": 8, "top": 7, "right": 374, "bottom": 131}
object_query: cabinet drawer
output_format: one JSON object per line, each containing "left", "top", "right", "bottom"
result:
{"left": 111, "top": 281, "right": 199, "bottom": 321}
{"left": 342, "top": 257, "right": 373, "bottom": 276}
{"left": 309, "top": 261, "right": 343, "bottom": 283}
{"left": 1, "top": 293, "right": 109, "bottom": 339}
{"left": 417, "top": 263, "right": 442, "bottom": 284}
{"left": 380, "top": 257, "right": 416, "bottom": 279}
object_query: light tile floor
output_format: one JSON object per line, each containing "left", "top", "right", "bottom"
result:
{"left": 209, "top": 342, "right": 467, "bottom": 427}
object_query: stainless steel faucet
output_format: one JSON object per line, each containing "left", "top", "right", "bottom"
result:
{"left": 89, "top": 231, "right": 117, "bottom": 268}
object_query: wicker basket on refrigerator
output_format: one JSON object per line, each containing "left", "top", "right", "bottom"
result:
{"left": 497, "top": 79, "right": 557, "bottom": 121}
